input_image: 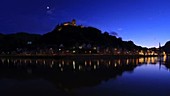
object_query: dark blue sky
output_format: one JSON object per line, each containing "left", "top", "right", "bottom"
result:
{"left": 0, "top": 0, "right": 170, "bottom": 47}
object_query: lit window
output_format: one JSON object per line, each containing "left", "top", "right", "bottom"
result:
{"left": 73, "top": 50, "right": 76, "bottom": 53}
{"left": 27, "top": 41, "right": 32, "bottom": 45}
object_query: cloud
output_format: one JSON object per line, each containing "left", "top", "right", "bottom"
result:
{"left": 110, "top": 31, "right": 118, "bottom": 36}
{"left": 117, "top": 28, "right": 123, "bottom": 31}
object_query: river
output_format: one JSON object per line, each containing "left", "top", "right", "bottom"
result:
{"left": 0, "top": 56, "right": 169, "bottom": 96}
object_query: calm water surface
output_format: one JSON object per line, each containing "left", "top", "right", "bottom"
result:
{"left": 0, "top": 56, "right": 170, "bottom": 96}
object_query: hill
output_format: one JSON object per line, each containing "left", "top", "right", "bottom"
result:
{"left": 0, "top": 32, "right": 41, "bottom": 52}
{"left": 162, "top": 41, "right": 170, "bottom": 55}
{"left": 0, "top": 20, "right": 157, "bottom": 55}
{"left": 40, "top": 24, "right": 142, "bottom": 51}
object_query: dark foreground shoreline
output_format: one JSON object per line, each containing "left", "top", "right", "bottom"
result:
{"left": 0, "top": 54, "right": 160, "bottom": 59}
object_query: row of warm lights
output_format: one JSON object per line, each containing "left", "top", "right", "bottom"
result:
{"left": 0, "top": 59, "right": 142, "bottom": 66}
{"left": 0, "top": 56, "right": 166, "bottom": 69}
{"left": 138, "top": 50, "right": 166, "bottom": 56}
{"left": 35, "top": 47, "right": 166, "bottom": 55}
{"left": 0, "top": 57, "right": 161, "bottom": 65}
{"left": 1, "top": 58, "right": 167, "bottom": 73}
{"left": 138, "top": 57, "right": 158, "bottom": 64}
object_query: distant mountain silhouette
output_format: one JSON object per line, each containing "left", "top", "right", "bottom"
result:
{"left": 0, "top": 22, "right": 152, "bottom": 54}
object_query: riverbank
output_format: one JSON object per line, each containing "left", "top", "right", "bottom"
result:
{"left": 0, "top": 54, "right": 160, "bottom": 59}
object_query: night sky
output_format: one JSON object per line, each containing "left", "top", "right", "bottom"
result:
{"left": 0, "top": 0, "right": 170, "bottom": 47}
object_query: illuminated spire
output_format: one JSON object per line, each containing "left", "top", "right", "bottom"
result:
{"left": 159, "top": 42, "right": 161, "bottom": 48}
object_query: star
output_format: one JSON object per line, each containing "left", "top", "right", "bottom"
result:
{"left": 46, "top": 6, "right": 50, "bottom": 10}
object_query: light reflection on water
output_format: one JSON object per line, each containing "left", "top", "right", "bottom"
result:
{"left": 0, "top": 56, "right": 170, "bottom": 96}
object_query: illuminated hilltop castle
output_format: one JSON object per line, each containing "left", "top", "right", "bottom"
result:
{"left": 63, "top": 19, "right": 76, "bottom": 26}
{"left": 57, "top": 19, "right": 84, "bottom": 31}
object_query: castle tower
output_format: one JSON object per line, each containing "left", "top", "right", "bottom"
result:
{"left": 72, "top": 19, "right": 76, "bottom": 26}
